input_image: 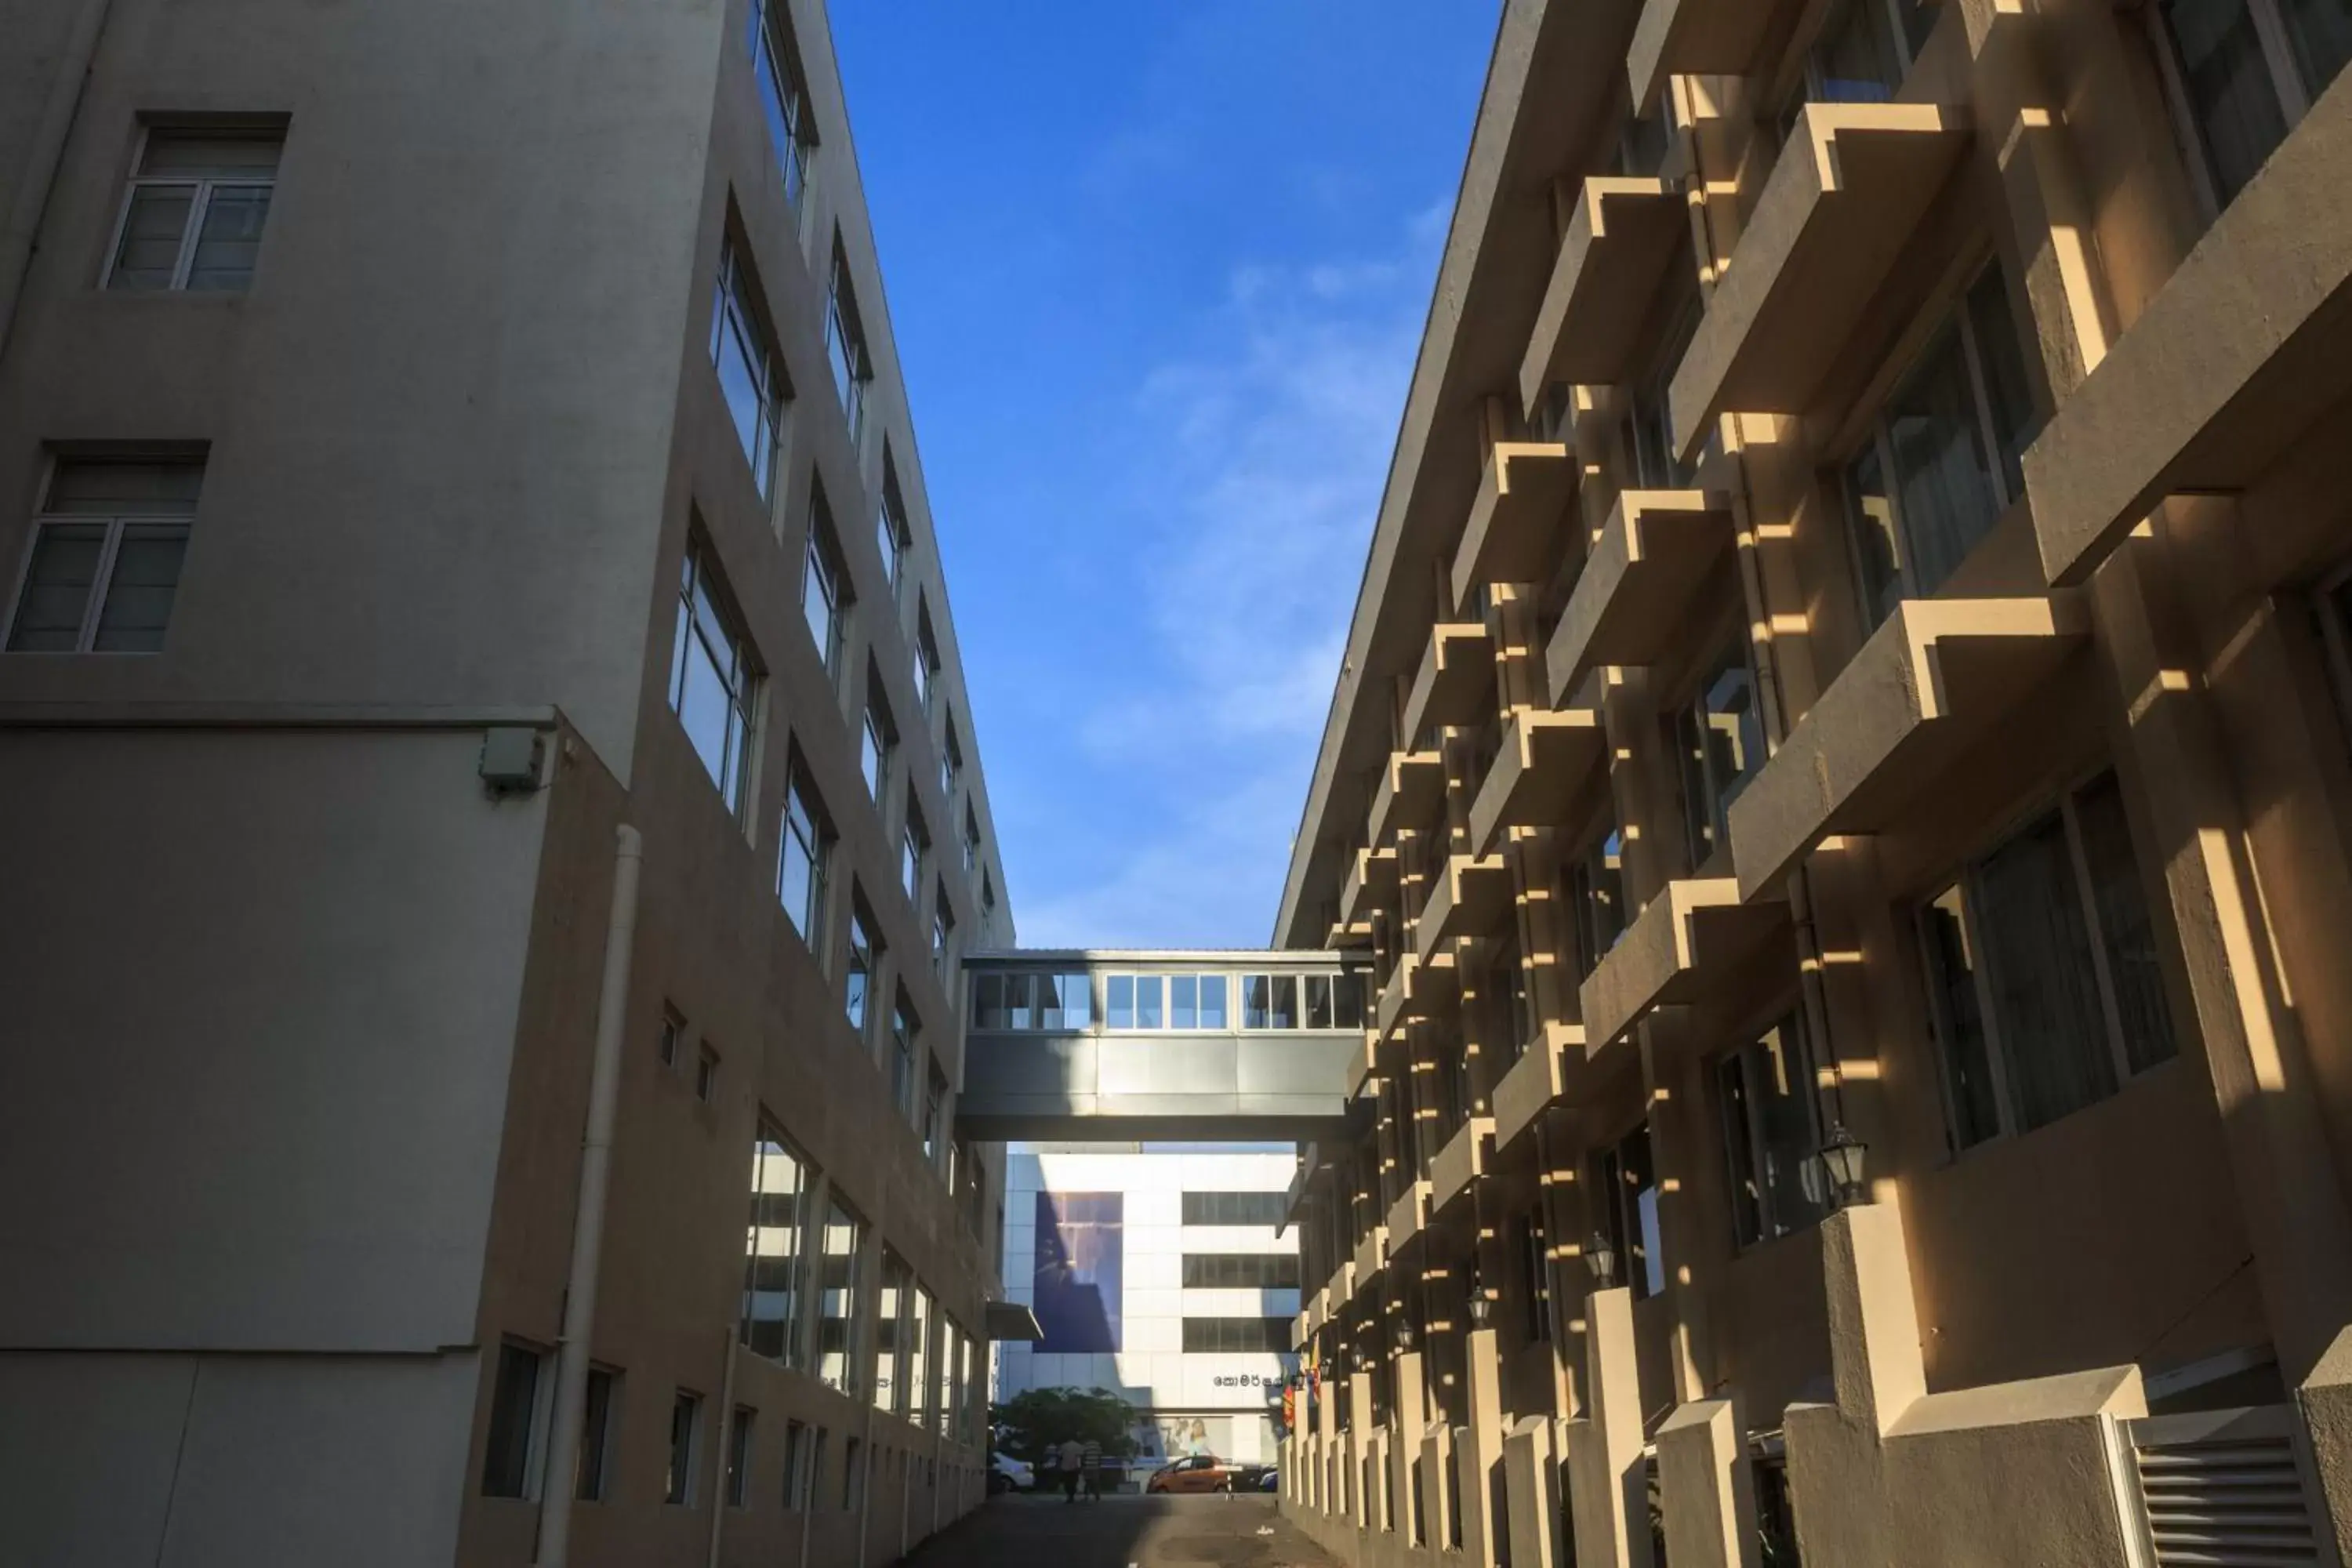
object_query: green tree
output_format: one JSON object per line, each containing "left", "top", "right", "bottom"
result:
{"left": 989, "top": 1387, "right": 1142, "bottom": 1465}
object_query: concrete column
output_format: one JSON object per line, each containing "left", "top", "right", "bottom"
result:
{"left": 1465, "top": 1327, "right": 1510, "bottom": 1568}
{"left": 1563, "top": 1287, "right": 1652, "bottom": 1568}
{"left": 1317, "top": 1362, "right": 1338, "bottom": 1517}
{"left": 1395, "top": 1348, "right": 1428, "bottom": 1544}
{"left": 1820, "top": 1205, "right": 1924, "bottom": 1434}
{"left": 1351, "top": 1369, "right": 1376, "bottom": 1527}
{"left": 1655, "top": 1397, "right": 1759, "bottom": 1568}
{"left": 1504, "top": 1414, "right": 1561, "bottom": 1568}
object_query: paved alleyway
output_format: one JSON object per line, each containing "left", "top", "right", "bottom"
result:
{"left": 906, "top": 1494, "right": 1337, "bottom": 1568}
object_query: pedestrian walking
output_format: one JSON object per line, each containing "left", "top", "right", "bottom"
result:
{"left": 1082, "top": 1437, "right": 1104, "bottom": 1500}
{"left": 1057, "top": 1436, "right": 1085, "bottom": 1503}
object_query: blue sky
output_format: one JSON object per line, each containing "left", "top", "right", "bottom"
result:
{"left": 830, "top": 4, "right": 1498, "bottom": 949}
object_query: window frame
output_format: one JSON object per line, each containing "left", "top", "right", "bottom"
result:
{"left": 4, "top": 453, "right": 204, "bottom": 655}
{"left": 666, "top": 1389, "right": 705, "bottom": 1506}
{"left": 802, "top": 493, "right": 851, "bottom": 680}
{"left": 671, "top": 535, "right": 763, "bottom": 818}
{"left": 749, "top": 0, "right": 819, "bottom": 212}
{"left": 862, "top": 691, "right": 895, "bottom": 801}
{"left": 575, "top": 1365, "right": 620, "bottom": 1502}
{"left": 826, "top": 245, "right": 874, "bottom": 445}
{"left": 481, "top": 1338, "right": 554, "bottom": 1501}
{"left": 2138, "top": 0, "right": 2335, "bottom": 223}
{"left": 1835, "top": 261, "right": 2031, "bottom": 631}
{"left": 743, "top": 1124, "right": 816, "bottom": 1369}
{"left": 1915, "top": 768, "right": 2178, "bottom": 1152}
{"left": 725, "top": 1406, "right": 757, "bottom": 1508}
{"left": 845, "top": 897, "right": 883, "bottom": 1041}
{"left": 1671, "top": 628, "right": 1769, "bottom": 873}
{"left": 101, "top": 125, "right": 282, "bottom": 293}
{"left": 1713, "top": 1011, "right": 1829, "bottom": 1251}
{"left": 779, "top": 764, "right": 833, "bottom": 946}
{"left": 710, "top": 241, "right": 787, "bottom": 501}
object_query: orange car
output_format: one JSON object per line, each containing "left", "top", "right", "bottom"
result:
{"left": 1146, "top": 1455, "right": 1241, "bottom": 1494}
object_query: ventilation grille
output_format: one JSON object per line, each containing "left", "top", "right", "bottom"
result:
{"left": 2126, "top": 1406, "right": 2321, "bottom": 1566}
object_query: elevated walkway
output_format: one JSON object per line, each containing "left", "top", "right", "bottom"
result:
{"left": 955, "top": 950, "right": 1370, "bottom": 1142}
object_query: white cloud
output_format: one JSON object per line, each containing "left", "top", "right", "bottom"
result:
{"left": 1018, "top": 212, "right": 1442, "bottom": 949}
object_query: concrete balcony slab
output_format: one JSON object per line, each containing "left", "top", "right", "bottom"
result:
{"left": 1401, "top": 621, "right": 1499, "bottom": 743}
{"left": 1431, "top": 1116, "right": 1497, "bottom": 1220}
{"left": 1579, "top": 878, "right": 1791, "bottom": 1051}
{"left": 1628, "top": 0, "right": 1806, "bottom": 115}
{"left": 1728, "top": 596, "right": 2089, "bottom": 901}
{"left": 1451, "top": 443, "right": 1579, "bottom": 613}
{"left": 1545, "top": 488, "right": 1736, "bottom": 704}
{"left": 1522, "top": 177, "right": 1689, "bottom": 406}
{"left": 1338, "top": 843, "right": 1399, "bottom": 927}
{"left": 1367, "top": 749, "right": 1446, "bottom": 849}
{"left": 1669, "top": 103, "right": 1973, "bottom": 462}
{"left": 1468, "top": 708, "right": 1608, "bottom": 856}
{"left": 1414, "top": 853, "right": 1513, "bottom": 963}
{"left": 2024, "top": 81, "right": 2352, "bottom": 585}
{"left": 1493, "top": 1022, "right": 1588, "bottom": 1156}
{"left": 1386, "top": 1178, "right": 1432, "bottom": 1258}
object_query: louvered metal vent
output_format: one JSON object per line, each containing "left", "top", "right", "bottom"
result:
{"left": 2125, "top": 1406, "right": 2321, "bottom": 1566}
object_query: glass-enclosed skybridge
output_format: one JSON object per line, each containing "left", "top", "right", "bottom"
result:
{"left": 956, "top": 950, "right": 1374, "bottom": 1142}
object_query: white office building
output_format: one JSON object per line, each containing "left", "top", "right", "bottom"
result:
{"left": 997, "top": 1145, "right": 1301, "bottom": 1472}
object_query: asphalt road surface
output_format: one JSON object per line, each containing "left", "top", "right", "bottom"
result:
{"left": 906, "top": 1494, "right": 1339, "bottom": 1568}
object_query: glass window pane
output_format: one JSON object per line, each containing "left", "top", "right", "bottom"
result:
{"left": 2160, "top": 0, "right": 2293, "bottom": 208}
{"left": 1305, "top": 975, "right": 1334, "bottom": 1029}
{"left": 1920, "top": 885, "right": 2002, "bottom": 1148}
{"left": 1886, "top": 326, "right": 2004, "bottom": 597}
{"left": 679, "top": 632, "right": 739, "bottom": 805}
{"left": 1199, "top": 975, "right": 1229, "bottom": 1029}
{"left": 1332, "top": 973, "right": 1364, "bottom": 1030}
{"left": 1965, "top": 267, "right": 2038, "bottom": 503}
{"left": 1136, "top": 975, "right": 1163, "bottom": 1029}
{"left": 1243, "top": 975, "right": 1272, "bottom": 1028}
{"left": 715, "top": 308, "right": 772, "bottom": 494}
{"left": 1974, "top": 812, "right": 2117, "bottom": 1131}
{"left": 972, "top": 972, "right": 1003, "bottom": 1031}
{"left": 2074, "top": 774, "right": 2179, "bottom": 1073}
{"left": 742, "top": 1132, "right": 809, "bottom": 1365}
{"left": 2283, "top": 0, "right": 2352, "bottom": 95}
{"left": 1060, "top": 973, "right": 1094, "bottom": 1028}
{"left": 1170, "top": 974, "right": 1198, "bottom": 1029}
{"left": 1752, "top": 1017, "right": 1826, "bottom": 1238}
{"left": 1844, "top": 441, "right": 1904, "bottom": 630}
{"left": 109, "top": 186, "right": 194, "bottom": 290}
{"left": 481, "top": 1343, "right": 543, "bottom": 1497}
{"left": 185, "top": 185, "right": 271, "bottom": 290}
{"left": 1269, "top": 975, "right": 1300, "bottom": 1030}
{"left": 1004, "top": 973, "right": 1033, "bottom": 1030}
{"left": 1813, "top": 0, "right": 1904, "bottom": 100}
{"left": 1718, "top": 1054, "right": 1765, "bottom": 1247}
{"left": 1106, "top": 975, "right": 1135, "bottom": 1029}
{"left": 818, "top": 1200, "right": 864, "bottom": 1394}
{"left": 8, "top": 522, "right": 107, "bottom": 651}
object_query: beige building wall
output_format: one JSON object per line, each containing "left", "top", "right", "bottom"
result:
{"left": 1279, "top": 1, "right": 2352, "bottom": 1566}
{"left": 0, "top": 0, "right": 1015, "bottom": 1564}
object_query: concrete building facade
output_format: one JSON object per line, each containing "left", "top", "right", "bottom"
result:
{"left": 996, "top": 1145, "right": 1303, "bottom": 1479}
{"left": 1274, "top": 2, "right": 2352, "bottom": 1566}
{"left": 0, "top": 2, "right": 1014, "bottom": 1565}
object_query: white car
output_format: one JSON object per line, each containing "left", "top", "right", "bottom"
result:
{"left": 989, "top": 1453, "right": 1036, "bottom": 1494}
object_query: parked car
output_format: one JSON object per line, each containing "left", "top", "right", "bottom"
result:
{"left": 989, "top": 1453, "right": 1036, "bottom": 1495}
{"left": 1147, "top": 1454, "right": 1240, "bottom": 1494}
{"left": 1257, "top": 1467, "right": 1279, "bottom": 1493}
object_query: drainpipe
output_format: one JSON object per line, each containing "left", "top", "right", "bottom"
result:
{"left": 535, "top": 823, "right": 644, "bottom": 1567}
{"left": 0, "top": 0, "right": 114, "bottom": 364}
{"left": 704, "top": 1327, "right": 739, "bottom": 1568}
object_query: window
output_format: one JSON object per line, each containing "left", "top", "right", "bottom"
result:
{"left": 575, "top": 1367, "right": 619, "bottom": 1501}
{"left": 826, "top": 248, "right": 873, "bottom": 444}
{"left": 877, "top": 464, "right": 910, "bottom": 592}
{"left": 932, "top": 884, "right": 954, "bottom": 975}
{"left": 671, "top": 536, "right": 760, "bottom": 815}
{"left": 1841, "top": 265, "right": 2038, "bottom": 629}
{"left": 1595, "top": 1123, "right": 1665, "bottom": 1301}
{"left": 779, "top": 767, "right": 833, "bottom": 943}
{"left": 962, "top": 809, "right": 982, "bottom": 879}
{"left": 1242, "top": 975, "right": 1272, "bottom": 1029}
{"left": 862, "top": 697, "right": 894, "bottom": 800}
{"left": 667, "top": 1391, "right": 702, "bottom": 1505}
{"left": 1268, "top": 975, "right": 1300, "bottom": 1029}
{"left": 873, "top": 1253, "right": 909, "bottom": 1415}
{"left": 749, "top": 0, "right": 817, "bottom": 209}
{"left": 1571, "top": 826, "right": 1628, "bottom": 980}
{"left": 658, "top": 1005, "right": 685, "bottom": 1069}
{"left": 971, "top": 971, "right": 1092, "bottom": 1029}
{"left": 1621, "top": 267, "right": 1704, "bottom": 491}
{"left": 803, "top": 494, "right": 850, "bottom": 678}
{"left": 891, "top": 997, "right": 919, "bottom": 1122}
{"left": 481, "top": 1340, "right": 548, "bottom": 1498}
{"left": 2147, "top": 0, "right": 2349, "bottom": 216}
{"left": 1717, "top": 1014, "right": 1828, "bottom": 1248}
{"left": 1169, "top": 974, "right": 1230, "bottom": 1030}
{"left": 1514, "top": 1212, "right": 1552, "bottom": 1344}
{"left": 1181, "top": 1253, "right": 1303, "bottom": 1289}
{"left": 902, "top": 806, "right": 927, "bottom": 902}
{"left": 696, "top": 1043, "right": 720, "bottom": 1102}
{"left": 923, "top": 1065, "right": 949, "bottom": 1166}
{"left": 726, "top": 1408, "right": 755, "bottom": 1507}
{"left": 906, "top": 1288, "right": 934, "bottom": 1429}
{"left": 783, "top": 1420, "right": 815, "bottom": 1511}
{"left": 1181, "top": 1318, "right": 1294, "bottom": 1353}
{"left": 845, "top": 900, "right": 880, "bottom": 1039}
{"left": 710, "top": 242, "right": 786, "bottom": 499}
{"left": 6, "top": 456, "right": 201, "bottom": 655}
{"left": 1674, "top": 636, "right": 1767, "bottom": 868}
{"left": 912, "top": 606, "right": 941, "bottom": 716}
{"left": 105, "top": 127, "right": 280, "bottom": 292}
{"left": 1918, "top": 771, "right": 2178, "bottom": 1149}
{"left": 1181, "top": 1191, "right": 1289, "bottom": 1228}
{"left": 818, "top": 1196, "right": 866, "bottom": 1396}
{"left": 841, "top": 1437, "right": 864, "bottom": 1510}
{"left": 942, "top": 719, "right": 964, "bottom": 803}
{"left": 1235, "top": 973, "right": 1341, "bottom": 1029}
{"left": 742, "top": 1126, "right": 811, "bottom": 1366}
